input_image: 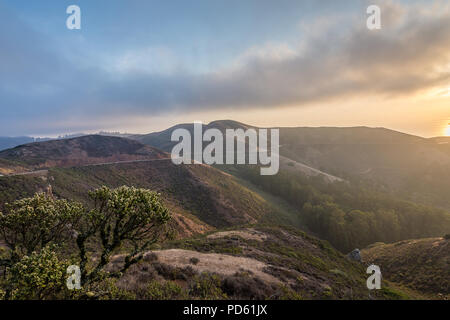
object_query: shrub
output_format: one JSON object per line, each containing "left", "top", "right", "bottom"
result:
{"left": 97, "top": 279, "right": 136, "bottom": 300}
{"left": 0, "top": 193, "right": 83, "bottom": 262}
{"left": 146, "top": 280, "right": 188, "bottom": 300}
{"left": 189, "top": 257, "right": 200, "bottom": 265}
{"left": 153, "top": 263, "right": 195, "bottom": 281}
{"left": 77, "top": 186, "right": 171, "bottom": 285}
{"left": 275, "top": 285, "right": 303, "bottom": 300}
{"left": 380, "top": 287, "right": 410, "bottom": 300}
{"left": 189, "top": 273, "right": 227, "bottom": 300}
{"left": 444, "top": 234, "right": 450, "bottom": 240}
{"left": 6, "top": 245, "right": 70, "bottom": 300}
{"left": 221, "top": 274, "right": 274, "bottom": 299}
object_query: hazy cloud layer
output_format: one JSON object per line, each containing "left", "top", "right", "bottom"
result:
{"left": 0, "top": 1, "right": 449, "bottom": 135}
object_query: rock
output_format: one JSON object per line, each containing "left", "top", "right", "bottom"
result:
{"left": 347, "top": 249, "right": 361, "bottom": 262}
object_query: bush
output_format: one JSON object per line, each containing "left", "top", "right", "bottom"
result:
{"left": 275, "top": 285, "right": 303, "bottom": 300}
{"left": 189, "top": 257, "right": 200, "bottom": 265}
{"left": 153, "top": 263, "right": 196, "bottom": 281}
{"left": 6, "top": 246, "right": 70, "bottom": 300}
{"left": 80, "top": 278, "right": 136, "bottom": 300}
{"left": 221, "top": 274, "right": 274, "bottom": 299}
{"left": 146, "top": 280, "right": 188, "bottom": 300}
{"left": 189, "top": 273, "right": 227, "bottom": 299}
{"left": 444, "top": 234, "right": 450, "bottom": 240}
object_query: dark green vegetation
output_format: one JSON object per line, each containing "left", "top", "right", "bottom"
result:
{"left": 362, "top": 237, "right": 449, "bottom": 298}
{"left": 231, "top": 166, "right": 450, "bottom": 252}
{"left": 0, "top": 186, "right": 170, "bottom": 299}
{"left": 277, "top": 127, "right": 450, "bottom": 210}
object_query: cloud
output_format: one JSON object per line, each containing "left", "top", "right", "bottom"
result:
{"left": 100, "top": 1, "right": 450, "bottom": 109}
{"left": 0, "top": 1, "right": 450, "bottom": 135}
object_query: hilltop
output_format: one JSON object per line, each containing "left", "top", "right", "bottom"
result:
{"left": 0, "top": 135, "right": 166, "bottom": 174}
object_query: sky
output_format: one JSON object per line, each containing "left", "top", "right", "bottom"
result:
{"left": 0, "top": 0, "right": 449, "bottom": 137}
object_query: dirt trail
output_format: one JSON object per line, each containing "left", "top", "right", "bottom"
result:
{"left": 149, "top": 249, "right": 281, "bottom": 284}
{"left": 207, "top": 228, "right": 267, "bottom": 242}
{"left": 0, "top": 158, "right": 172, "bottom": 178}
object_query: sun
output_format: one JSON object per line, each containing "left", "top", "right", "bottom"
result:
{"left": 446, "top": 124, "right": 450, "bottom": 137}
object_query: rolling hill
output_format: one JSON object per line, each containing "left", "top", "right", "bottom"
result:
{"left": 133, "top": 120, "right": 450, "bottom": 210}
{"left": 0, "top": 125, "right": 448, "bottom": 299}
{"left": 0, "top": 135, "right": 301, "bottom": 238}
{"left": 362, "top": 237, "right": 450, "bottom": 298}
{"left": 0, "top": 135, "right": 167, "bottom": 174}
{"left": 111, "top": 225, "right": 422, "bottom": 300}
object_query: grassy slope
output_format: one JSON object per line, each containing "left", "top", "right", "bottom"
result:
{"left": 362, "top": 237, "right": 450, "bottom": 298}
{"left": 0, "top": 160, "right": 301, "bottom": 237}
{"left": 149, "top": 225, "right": 417, "bottom": 300}
{"left": 0, "top": 135, "right": 167, "bottom": 170}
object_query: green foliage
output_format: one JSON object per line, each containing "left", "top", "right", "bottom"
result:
{"left": 236, "top": 166, "right": 450, "bottom": 252}
{"left": 83, "top": 278, "right": 136, "bottom": 300}
{"left": 77, "top": 186, "right": 171, "bottom": 284}
{"left": 146, "top": 280, "right": 188, "bottom": 300}
{"left": 380, "top": 287, "right": 411, "bottom": 300}
{"left": 276, "top": 285, "right": 303, "bottom": 300}
{"left": 362, "top": 238, "right": 449, "bottom": 297}
{"left": 189, "top": 273, "right": 228, "bottom": 299}
{"left": 5, "top": 245, "right": 70, "bottom": 300}
{"left": 0, "top": 186, "right": 171, "bottom": 298}
{"left": 0, "top": 193, "right": 83, "bottom": 261}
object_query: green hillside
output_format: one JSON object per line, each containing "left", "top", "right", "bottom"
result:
{"left": 0, "top": 159, "right": 301, "bottom": 238}
{"left": 362, "top": 237, "right": 450, "bottom": 298}
{"left": 114, "top": 225, "right": 418, "bottom": 300}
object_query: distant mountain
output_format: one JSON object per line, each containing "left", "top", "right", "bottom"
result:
{"left": 132, "top": 120, "right": 253, "bottom": 152}
{"left": 0, "top": 135, "right": 166, "bottom": 173}
{"left": 0, "top": 132, "right": 134, "bottom": 152}
{"left": 0, "top": 136, "right": 39, "bottom": 152}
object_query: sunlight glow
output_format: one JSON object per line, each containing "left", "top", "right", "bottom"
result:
{"left": 445, "top": 124, "right": 450, "bottom": 137}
